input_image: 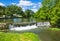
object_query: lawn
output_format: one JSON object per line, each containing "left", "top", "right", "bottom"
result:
{"left": 0, "top": 28, "right": 60, "bottom": 41}
{"left": 0, "top": 32, "right": 40, "bottom": 41}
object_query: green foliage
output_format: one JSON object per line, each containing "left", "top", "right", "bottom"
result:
{"left": 34, "top": 0, "right": 60, "bottom": 27}
{"left": 25, "top": 9, "right": 35, "bottom": 18}
{"left": 5, "top": 5, "right": 23, "bottom": 16}
{"left": 0, "top": 5, "right": 34, "bottom": 18}
{"left": 0, "top": 6, "right": 5, "bottom": 16}
{"left": 0, "top": 32, "right": 40, "bottom": 41}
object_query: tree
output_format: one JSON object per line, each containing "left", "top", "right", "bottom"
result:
{"left": 25, "top": 9, "right": 35, "bottom": 18}
{"left": 52, "top": 0, "right": 60, "bottom": 27}
{"left": 5, "top": 5, "right": 23, "bottom": 17}
{"left": 0, "top": 6, "right": 5, "bottom": 16}
{"left": 35, "top": 0, "right": 60, "bottom": 27}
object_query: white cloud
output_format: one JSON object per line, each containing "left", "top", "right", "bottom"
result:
{"left": 0, "top": 2, "right": 5, "bottom": 6}
{"left": 11, "top": 3, "right": 16, "bottom": 5}
{"left": 32, "top": 2, "right": 42, "bottom": 9}
{"left": 32, "top": 5, "right": 37, "bottom": 8}
{"left": 38, "top": 2, "right": 42, "bottom": 8}
{"left": 31, "top": 9, "right": 37, "bottom": 12}
{"left": 17, "top": 0, "right": 33, "bottom": 6}
{"left": 22, "top": 8, "right": 25, "bottom": 11}
{"left": 31, "top": 2, "right": 42, "bottom": 12}
{"left": 12, "top": 0, "right": 42, "bottom": 12}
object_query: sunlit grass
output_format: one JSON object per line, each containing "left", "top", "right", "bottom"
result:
{"left": 48, "top": 28, "right": 60, "bottom": 31}
{"left": 0, "top": 32, "right": 40, "bottom": 41}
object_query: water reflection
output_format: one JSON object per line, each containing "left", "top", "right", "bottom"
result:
{"left": 14, "top": 18, "right": 22, "bottom": 23}
{"left": 0, "top": 18, "right": 35, "bottom": 23}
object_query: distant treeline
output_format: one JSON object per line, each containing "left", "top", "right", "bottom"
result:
{"left": 0, "top": 5, "right": 35, "bottom": 18}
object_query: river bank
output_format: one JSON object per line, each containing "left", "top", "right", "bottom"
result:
{"left": 39, "top": 28, "right": 60, "bottom": 41}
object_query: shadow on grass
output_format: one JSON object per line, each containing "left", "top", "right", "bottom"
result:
{"left": 39, "top": 28, "right": 60, "bottom": 41}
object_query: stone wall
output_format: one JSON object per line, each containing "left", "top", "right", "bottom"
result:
{"left": 0, "top": 23, "right": 7, "bottom": 30}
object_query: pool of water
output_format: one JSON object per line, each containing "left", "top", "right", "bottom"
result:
{"left": 0, "top": 18, "right": 50, "bottom": 32}
{"left": 0, "top": 18, "right": 35, "bottom": 23}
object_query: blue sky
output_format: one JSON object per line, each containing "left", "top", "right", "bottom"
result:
{"left": 0, "top": 0, "right": 42, "bottom": 12}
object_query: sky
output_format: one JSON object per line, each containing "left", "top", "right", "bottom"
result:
{"left": 0, "top": 0, "right": 42, "bottom": 12}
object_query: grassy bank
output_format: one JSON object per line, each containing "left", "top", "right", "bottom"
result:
{"left": 39, "top": 28, "right": 60, "bottom": 41}
{"left": 0, "top": 32, "right": 40, "bottom": 41}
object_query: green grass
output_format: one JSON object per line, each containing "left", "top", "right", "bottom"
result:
{"left": 0, "top": 32, "right": 40, "bottom": 41}
{"left": 39, "top": 28, "right": 60, "bottom": 41}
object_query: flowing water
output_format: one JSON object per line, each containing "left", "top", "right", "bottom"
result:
{"left": 0, "top": 18, "right": 51, "bottom": 41}
{"left": 0, "top": 18, "right": 50, "bottom": 33}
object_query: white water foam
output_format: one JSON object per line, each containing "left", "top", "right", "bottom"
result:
{"left": 9, "top": 24, "right": 37, "bottom": 31}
